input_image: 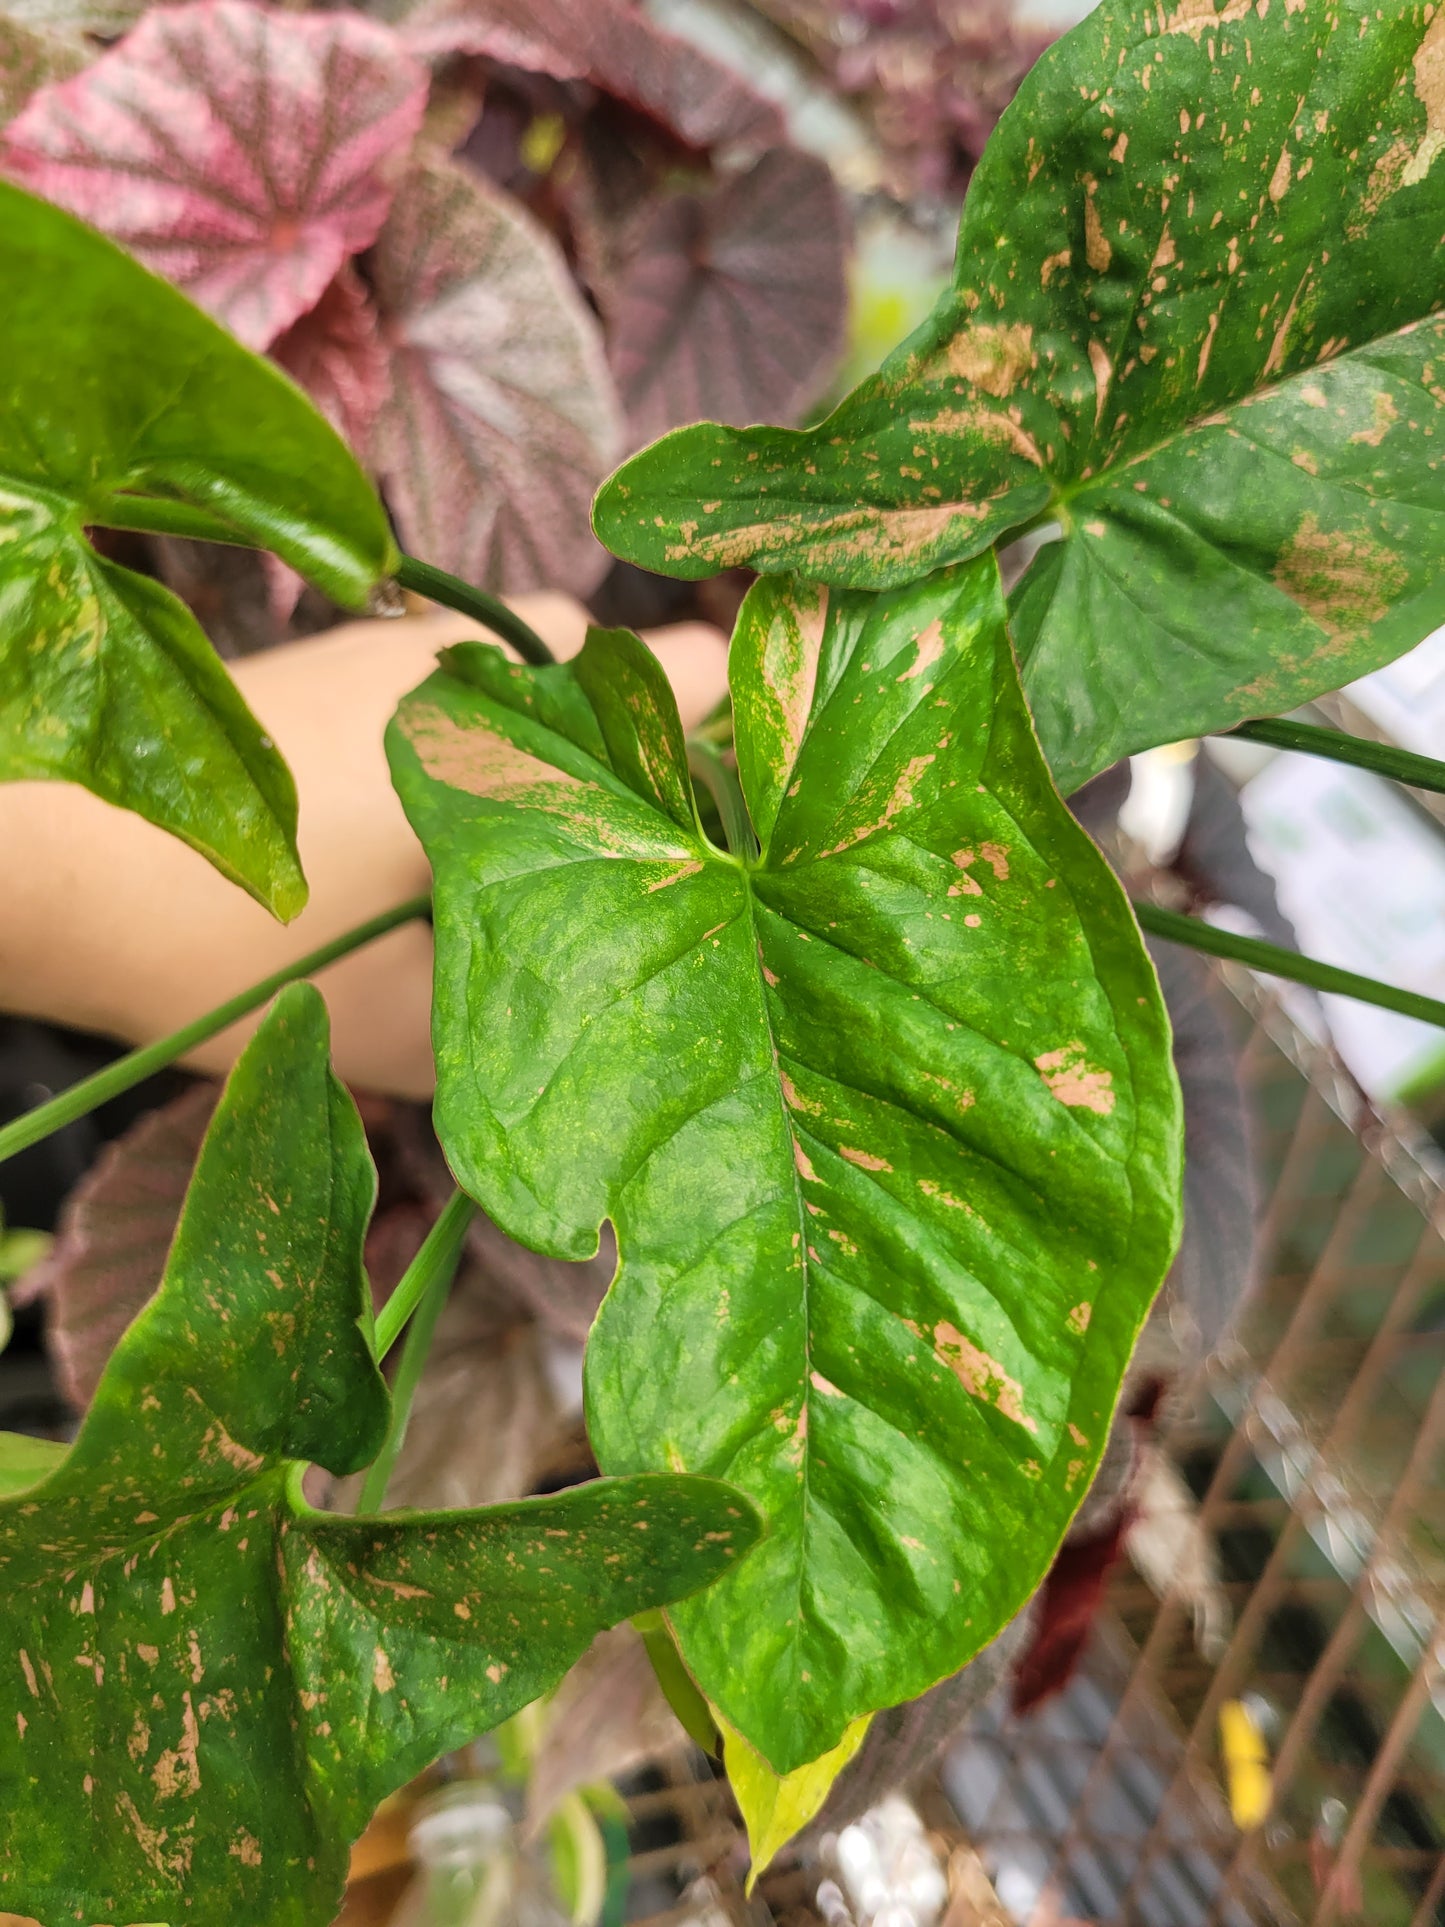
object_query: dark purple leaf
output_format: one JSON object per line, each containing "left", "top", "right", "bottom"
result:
{"left": 31, "top": 1084, "right": 218, "bottom": 1411}
{"left": 600, "top": 146, "right": 849, "bottom": 448}
{"left": 4, "top": 0, "right": 428, "bottom": 349}
{"left": 368, "top": 154, "right": 621, "bottom": 593}
{"left": 399, "top": 0, "right": 784, "bottom": 153}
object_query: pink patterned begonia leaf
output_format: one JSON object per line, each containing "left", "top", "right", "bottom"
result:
{"left": 599, "top": 146, "right": 851, "bottom": 449}
{"left": 271, "top": 263, "right": 392, "bottom": 459}
{"left": 369, "top": 154, "right": 622, "bottom": 595}
{"left": 400, "top": 0, "right": 784, "bottom": 154}
{"left": 0, "top": 17, "right": 87, "bottom": 130}
{"left": 3, "top": 0, "right": 429, "bottom": 349}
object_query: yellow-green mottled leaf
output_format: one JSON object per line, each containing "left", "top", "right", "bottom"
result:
{"left": 595, "top": 0, "right": 1445, "bottom": 793}
{"left": 387, "top": 556, "right": 1182, "bottom": 1772}
{"left": 0, "top": 1431, "right": 68, "bottom": 1498}
{"left": 0, "top": 986, "right": 760, "bottom": 1927}
{"left": 723, "top": 1709, "right": 871, "bottom": 1885}
{"left": 1, "top": 184, "right": 399, "bottom": 917}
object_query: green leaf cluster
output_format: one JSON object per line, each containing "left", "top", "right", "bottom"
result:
{"left": 0, "top": 989, "right": 758, "bottom": 1925}
{"left": 5, "top": 0, "right": 1444, "bottom": 1903}
{"left": 595, "top": 0, "right": 1445, "bottom": 795}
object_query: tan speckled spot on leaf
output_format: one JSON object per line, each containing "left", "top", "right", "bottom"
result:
{"left": 930, "top": 1322, "right": 1038, "bottom": 1434}
{"left": 1274, "top": 514, "right": 1408, "bottom": 637}
{"left": 1035, "top": 1043, "right": 1116, "bottom": 1116}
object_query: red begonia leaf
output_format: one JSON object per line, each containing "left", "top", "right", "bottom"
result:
{"left": 271, "top": 264, "right": 392, "bottom": 459}
{"left": 601, "top": 146, "right": 849, "bottom": 448}
{"left": 399, "top": 0, "right": 783, "bottom": 154}
{"left": 3, "top": 0, "right": 428, "bottom": 349}
{"left": 368, "top": 154, "right": 621, "bottom": 594}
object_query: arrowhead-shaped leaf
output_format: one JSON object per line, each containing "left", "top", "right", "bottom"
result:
{"left": 0, "top": 182, "right": 397, "bottom": 917}
{"left": 594, "top": 0, "right": 1445, "bottom": 793}
{"left": 386, "top": 556, "right": 1182, "bottom": 1771}
{"left": 5, "top": 0, "right": 429, "bottom": 351}
{"left": 369, "top": 155, "right": 622, "bottom": 595}
{"left": 602, "top": 147, "right": 850, "bottom": 449}
{"left": 0, "top": 985, "right": 760, "bottom": 1927}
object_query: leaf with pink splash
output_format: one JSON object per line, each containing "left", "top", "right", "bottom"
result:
{"left": 4, "top": 0, "right": 428, "bottom": 349}
{"left": 399, "top": 0, "right": 783, "bottom": 153}
{"left": 370, "top": 154, "right": 621, "bottom": 595}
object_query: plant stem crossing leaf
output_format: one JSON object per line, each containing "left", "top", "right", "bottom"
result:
{"left": 387, "top": 557, "right": 1182, "bottom": 1771}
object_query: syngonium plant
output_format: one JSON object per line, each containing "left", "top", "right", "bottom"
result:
{"left": 4, "top": 0, "right": 1445, "bottom": 1915}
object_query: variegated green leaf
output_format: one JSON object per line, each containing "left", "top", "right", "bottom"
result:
{"left": 594, "top": 0, "right": 1445, "bottom": 792}
{"left": 0, "top": 985, "right": 759, "bottom": 1927}
{"left": 387, "top": 556, "right": 1181, "bottom": 1772}
{"left": 1, "top": 183, "right": 399, "bottom": 917}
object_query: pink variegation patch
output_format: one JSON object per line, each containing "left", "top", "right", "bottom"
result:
{"left": 4, "top": 0, "right": 427, "bottom": 349}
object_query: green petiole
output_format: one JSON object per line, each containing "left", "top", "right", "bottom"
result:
{"left": 87, "top": 491, "right": 555, "bottom": 667}
{"left": 360, "top": 1188, "right": 477, "bottom": 1511}
{"left": 1134, "top": 902, "right": 1445, "bottom": 1031}
{"left": 1224, "top": 716, "right": 1445, "bottom": 797}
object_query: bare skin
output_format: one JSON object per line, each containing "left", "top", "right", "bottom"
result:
{"left": 0, "top": 596, "right": 729, "bottom": 1100}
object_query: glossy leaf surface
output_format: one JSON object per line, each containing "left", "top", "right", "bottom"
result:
{"left": 370, "top": 155, "right": 621, "bottom": 595}
{"left": 388, "top": 559, "right": 1181, "bottom": 1770}
{"left": 595, "top": 0, "right": 1445, "bottom": 792}
{"left": 0, "top": 183, "right": 396, "bottom": 916}
{"left": 604, "top": 147, "right": 850, "bottom": 449}
{"left": 0, "top": 986, "right": 759, "bottom": 1927}
{"left": 5, "top": 0, "right": 428, "bottom": 350}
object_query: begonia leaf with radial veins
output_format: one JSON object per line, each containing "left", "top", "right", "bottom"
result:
{"left": 594, "top": 0, "right": 1445, "bottom": 795}
{"left": 601, "top": 147, "right": 850, "bottom": 450}
{"left": 387, "top": 555, "right": 1182, "bottom": 1772}
{"left": 369, "top": 154, "right": 622, "bottom": 595}
{"left": 0, "top": 986, "right": 760, "bottom": 1927}
{"left": 5, "top": 0, "right": 428, "bottom": 349}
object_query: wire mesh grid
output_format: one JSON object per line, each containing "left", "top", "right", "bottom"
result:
{"left": 340, "top": 974, "right": 1445, "bottom": 1927}
{"left": 603, "top": 974, "right": 1445, "bottom": 1927}
{"left": 940, "top": 972, "right": 1445, "bottom": 1927}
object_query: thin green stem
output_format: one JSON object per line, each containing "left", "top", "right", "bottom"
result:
{"left": 1225, "top": 717, "right": 1445, "bottom": 797}
{"left": 688, "top": 739, "right": 755, "bottom": 858}
{"left": 1134, "top": 901, "right": 1445, "bottom": 1030}
{"left": 87, "top": 492, "right": 557, "bottom": 668}
{"left": 394, "top": 554, "right": 556, "bottom": 667}
{"left": 372, "top": 1189, "right": 476, "bottom": 1361}
{"left": 0, "top": 895, "right": 431, "bottom": 1167}
{"left": 359, "top": 1191, "right": 475, "bottom": 1511}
